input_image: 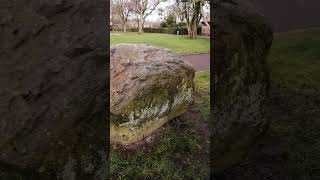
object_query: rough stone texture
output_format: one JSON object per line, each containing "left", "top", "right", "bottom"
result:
{"left": 110, "top": 44, "right": 195, "bottom": 144}
{"left": 0, "top": 0, "right": 108, "bottom": 179}
{"left": 212, "top": 0, "right": 273, "bottom": 173}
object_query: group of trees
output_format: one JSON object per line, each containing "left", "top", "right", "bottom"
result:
{"left": 111, "top": 0, "right": 210, "bottom": 38}
{"left": 111, "top": 0, "right": 164, "bottom": 33}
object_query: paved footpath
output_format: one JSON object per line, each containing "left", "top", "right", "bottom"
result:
{"left": 182, "top": 53, "right": 210, "bottom": 72}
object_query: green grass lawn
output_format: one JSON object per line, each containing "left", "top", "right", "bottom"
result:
{"left": 110, "top": 32, "right": 210, "bottom": 55}
{"left": 194, "top": 71, "right": 210, "bottom": 122}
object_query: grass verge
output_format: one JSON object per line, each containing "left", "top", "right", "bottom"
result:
{"left": 194, "top": 71, "right": 210, "bottom": 122}
{"left": 110, "top": 32, "right": 210, "bottom": 55}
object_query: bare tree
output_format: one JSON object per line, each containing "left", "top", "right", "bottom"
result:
{"left": 133, "top": 12, "right": 141, "bottom": 29}
{"left": 184, "top": 0, "right": 202, "bottom": 38}
{"left": 168, "top": 1, "right": 185, "bottom": 23}
{"left": 175, "top": 0, "right": 207, "bottom": 38}
{"left": 114, "top": 0, "right": 133, "bottom": 32}
{"left": 132, "top": 0, "right": 165, "bottom": 33}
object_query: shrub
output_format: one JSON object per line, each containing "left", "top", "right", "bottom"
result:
{"left": 160, "top": 22, "right": 167, "bottom": 28}
{"left": 177, "top": 22, "right": 187, "bottom": 27}
{"left": 111, "top": 27, "right": 202, "bottom": 35}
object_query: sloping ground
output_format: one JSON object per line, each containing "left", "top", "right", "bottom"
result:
{"left": 213, "top": 29, "right": 320, "bottom": 179}
{"left": 249, "top": 0, "right": 320, "bottom": 32}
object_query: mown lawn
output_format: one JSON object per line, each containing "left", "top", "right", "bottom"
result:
{"left": 110, "top": 32, "right": 210, "bottom": 55}
{"left": 110, "top": 71, "right": 210, "bottom": 179}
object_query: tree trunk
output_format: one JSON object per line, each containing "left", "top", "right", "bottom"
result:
{"left": 139, "top": 13, "right": 144, "bottom": 33}
{"left": 187, "top": 21, "right": 197, "bottom": 39}
{"left": 188, "top": 1, "right": 202, "bottom": 39}
{"left": 139, "top": 21, "right": 144, "bottom": 33}
{"left": 191, "top": 22, "right": 198, "bottom": 38}
{"left": 123, "top": 23, "right": 127, "bottom": 32}
{"left": 139, "top": 24, "right": 143, "bottom": 33}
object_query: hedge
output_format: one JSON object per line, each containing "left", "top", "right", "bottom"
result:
{"left": 111, "top": 27, "right": 202, "bottom": 35}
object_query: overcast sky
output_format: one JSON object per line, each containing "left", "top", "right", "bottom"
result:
{"left": 145, "top": 0, "right": 174, "bottom": 22}
{"left": 145, "top": 0, "right": 210, "bottom": 22}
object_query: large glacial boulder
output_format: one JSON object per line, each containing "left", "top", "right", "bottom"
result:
{"left": 110, "top": 44, "right": 195, "bottom": 144}
{"left": 212, "top": 0, "right": 273, "bottom": 173}
{"left": 0, "top": 0, "right": 107, "bottom": 179}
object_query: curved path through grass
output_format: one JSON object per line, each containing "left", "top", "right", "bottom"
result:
{"left": 111, "top": 32, "right": 211, "bottom": 71}
{"left": 183, "top": 54, "right": 210, "bottom": 71}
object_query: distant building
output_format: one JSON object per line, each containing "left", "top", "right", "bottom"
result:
{"left": 201, "top": 21, "right": 210, "bottom": 36}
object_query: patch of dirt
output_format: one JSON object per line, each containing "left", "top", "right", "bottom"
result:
{"left": 183, "top": 107, "right": 210, "bottom": 140}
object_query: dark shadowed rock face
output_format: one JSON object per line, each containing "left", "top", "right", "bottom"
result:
{"left": 110, "top": 44, "right": 195, "bottom": 144}
{"left": 212, "top": 0, "right": 273, "bottom": 173}
{"left": 0, "top": 0, "right": 107, "bottom": 179}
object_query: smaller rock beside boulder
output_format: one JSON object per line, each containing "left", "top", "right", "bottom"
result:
{"left": 110, "top": 44, "right": 195, "bottom": 144}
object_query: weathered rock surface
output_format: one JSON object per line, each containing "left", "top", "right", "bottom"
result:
{"left": 110, "top": 44, "right": 195, "bottom": 144}
{"left": 212, "top": 0, "right": 273, "bottom": 173}
{"left": 0, "top": 0, "right": 107, "bottom": 179}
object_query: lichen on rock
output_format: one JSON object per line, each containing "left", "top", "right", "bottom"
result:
{"left": 110, "top": 44, "right": 195, "bottom": 144}
{"left": 212, "top": 0, "right": 273, "bottom": 173}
